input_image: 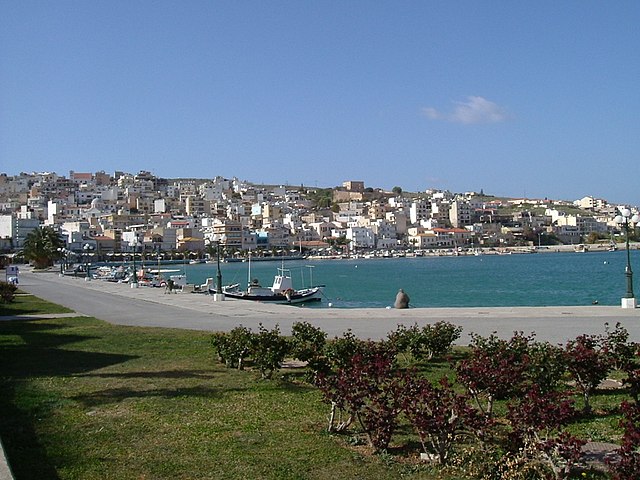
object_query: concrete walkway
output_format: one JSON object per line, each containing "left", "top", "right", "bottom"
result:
{"left": 15, "top": 269, "right": 640, "bottom": 344}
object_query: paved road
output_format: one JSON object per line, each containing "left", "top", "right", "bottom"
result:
{"left": 17, "top": 269, "right": 640, "bottom": 344}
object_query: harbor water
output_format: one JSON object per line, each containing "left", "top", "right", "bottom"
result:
{"left": 179, "top": 250, "right": 639, "bottom": 309}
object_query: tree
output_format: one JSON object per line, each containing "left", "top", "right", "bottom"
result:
{"left": 392, "top": 186, "right": 403, "bottom": 196}
{"left": 22, "top": 226, "right": 64, "bottom": 269}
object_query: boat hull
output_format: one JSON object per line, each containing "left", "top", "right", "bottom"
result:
{"left": 216, "top": 287, "right": 323, "bottom": 304}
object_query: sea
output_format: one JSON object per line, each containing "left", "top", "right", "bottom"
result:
{"left": 178, "top": 249, "right": 639, "bottom": 309}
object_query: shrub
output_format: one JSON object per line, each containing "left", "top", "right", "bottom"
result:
{"left": 210, "top": 325, "right": 253, "bottom": 369}
{"left": 250, "top": 323, "right": 290, "bottom": 379}
{"left": 525, "top": 340, "right": 567, "bottom": 393}
{"left": 387, "top": 321, "right": 462, "bottom": 361}
{"left": 622, "top": 344, "right": 640, "bottom": 404}
{"left": 565, "top": 333, "right": 611, "bottom": 414}
{"left": 0, "top": 281, "right": 18, "bottom": 303}
{"left": 323, "top": 329, "right": 370, "bottom": 371}
{"left": 316, "top": 342, "right": 402, "bottom": 451}
{"left": 601, "top": 322, "right": 640, "bottom": 403}
{"left": 607, "top": 401, "right": 640, "bottom": 480}
{"left": 290, "top": 321, "right": 326, "bottom": 363}
{"left": 507, "top": 387, "right": 584, "bottom": 479}
{"left": 603, "top": 322, "right": 637, "bottom": 371}
{"left": 456, "top": 333, "right": 533, "bottom": 417}
{"left": 401, "top": 376, "right": 485, "bottom": 465}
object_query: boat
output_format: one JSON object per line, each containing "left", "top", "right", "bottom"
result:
{"left": 217, "top": 267, "right": 324, "bottom": 304}
{"left": 574, "top": 244, "right": 588, "bottom": 253}
{"left": 138, "top": 268, "right": 183, "bottom": 287}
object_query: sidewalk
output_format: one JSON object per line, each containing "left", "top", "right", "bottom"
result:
{"left": 0, "top": 438, "right": 12, "bottom": 480}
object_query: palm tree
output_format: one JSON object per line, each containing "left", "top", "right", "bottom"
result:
{"left": 22, "top": 226, "right": 64, "bottom": 269}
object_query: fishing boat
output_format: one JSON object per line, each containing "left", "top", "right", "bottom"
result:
{"left": 218, "top": 265, "right": 324, "bottom": 304}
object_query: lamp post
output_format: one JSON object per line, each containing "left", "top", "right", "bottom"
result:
{"left": 131, "top": 236, "right": 139, "bottom": 288}
{"left": 216, "top": 241, "right": 223, "bottom": 294}
{"left": 213, "top": 240, "right": 224, "bottom": 301}
{"left": 83, "top": 244, "right": 93, "bottom": 281}
{"left": 614, "top": 208, "right": 639, "bottom": 308}
{"left": 58, "top": 248, "right": 65, "bottom": 276}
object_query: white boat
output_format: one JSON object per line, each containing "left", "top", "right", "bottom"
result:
{"left": 219, "top": 267, "right": 324, "bottom": 304}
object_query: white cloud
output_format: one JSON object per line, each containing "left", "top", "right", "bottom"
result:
{"left": 422, "top": 96, "right": 510, "bottom": 124}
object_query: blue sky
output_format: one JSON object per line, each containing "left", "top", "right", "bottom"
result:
{"left": 1, "top": 1, "right": 639, "bottom": 205}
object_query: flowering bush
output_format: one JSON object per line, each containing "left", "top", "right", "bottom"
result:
{"left": 0, "top": 281, "right": 17, "bottom": 303}
{"left": 608, "top": 401, "right": 640, "bottom": 479}
{"left": 507, "top": 386, "right": 583, "bottom": 479}
{"left": 210, "top": 325, "right": 253, "bottom": 369}
{"left": 315, "top": 343, "right": 402, "bottom": 451}
{"left": 401, "top": 376, "right": 486, "bottom": 465}
{"left": 250, "top": 323, "right": 290, "bottom": 379}
{"left": 387, "top": 321, "right": 462, "bottom": 361}
{"left": 603, "top": 322, "right": 637, "bottom": 371}
{"left": 456, "top": 333, "right": 533, "bottom": 417}
{"left": 323, "top": 329, "right": 371, "bottom": 371}
{"left": 565, "top": 334, "right": 611, "bottom": 414}
{"left": 290, "top": 321, "right": 326, "bottom": 363}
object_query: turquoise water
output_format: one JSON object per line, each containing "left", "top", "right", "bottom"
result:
{"left": 181, "top": 250, "right": 639, "bottom": 308}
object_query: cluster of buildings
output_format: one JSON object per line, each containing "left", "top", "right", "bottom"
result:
{"left": 0, "top": 170, "right": 637, "bottom": 259}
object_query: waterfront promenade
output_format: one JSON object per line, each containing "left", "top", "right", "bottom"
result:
{"left": 15, "top": 268, "right": 640, "bottom": 344}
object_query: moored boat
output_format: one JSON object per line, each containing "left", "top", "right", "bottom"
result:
{"left": 217, "top": 267, "right": 324, "bottom": 304}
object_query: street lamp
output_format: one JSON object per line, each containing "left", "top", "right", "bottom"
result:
{"left": 57, "top": 247, "right": 65, "bottom": 276}
{"left": 216, "top": 241, "right": 223, "bottom": 294}
{"left": 212, "top": 240, "right": 224, "bottom": 301}
{"left": 83, "top": 244, "right": 93, "bottom": 281}
{"left": 614, "top": 208, "right": 640, "bottom": 308}
{"left": 131, "top": 236, "right": 140, "bottom": 288}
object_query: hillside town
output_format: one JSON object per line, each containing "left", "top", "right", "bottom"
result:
{"left": 0, "top": 170, "right": 638, "bottom": 261}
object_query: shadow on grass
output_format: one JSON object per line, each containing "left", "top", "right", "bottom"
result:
{"left": 71, "top": 384, "right": 232, "bottom": 407}
{"left": 0, "top": 318, "right": 139, "bottom": 479}
{"left": 0, "top": 319, "right": 136, "bottom": 377}
{"left": 0, "top": 296, "right": 73, "bottom": 316}
{"left": 77, "top": 369, "right": 218, "bottom": 380}
{"left": 0, "top": 388, "right": 62, "bottom": 480}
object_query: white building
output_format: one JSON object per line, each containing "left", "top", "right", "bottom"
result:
{"left": 346, "top": 226, "right": 375, "bottom": 250}
{"left": 0, "top": 214, "right": 40, "bottom": 248}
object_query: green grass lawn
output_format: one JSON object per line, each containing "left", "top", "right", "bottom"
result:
{"left": 1, "top": 315, "right": 452, "bottom": 479}
{"left": 0, "top": 295, "right": 628, "bottom": 479}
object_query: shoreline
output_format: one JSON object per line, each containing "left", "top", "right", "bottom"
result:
{"left": 303, "top": 242, "right": 638, "bottom": 260}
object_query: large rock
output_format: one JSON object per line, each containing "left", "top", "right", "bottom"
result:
{"left": 394, "top": 289, "right": 410, "bottom": 309}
